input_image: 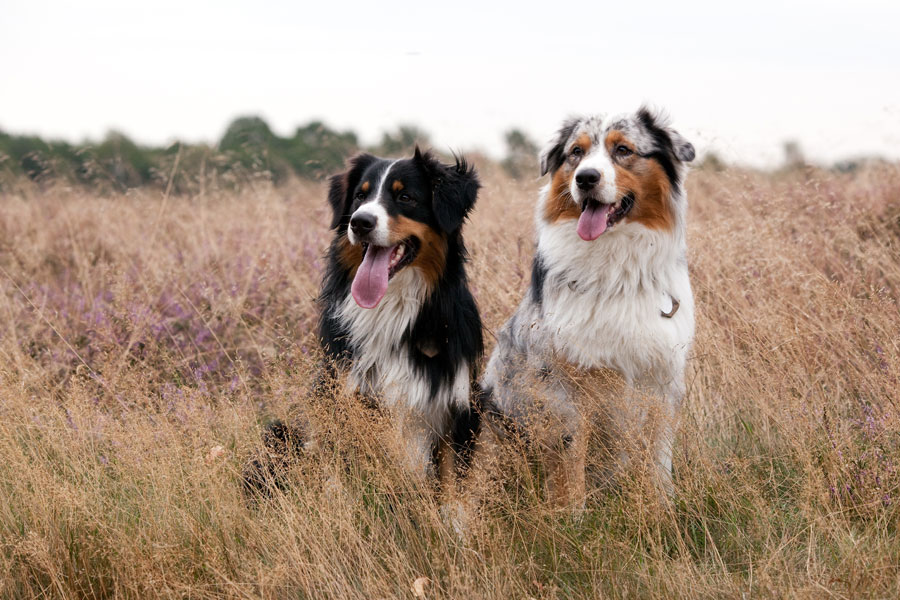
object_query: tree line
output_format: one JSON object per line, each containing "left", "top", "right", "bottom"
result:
{"left": 0, "top": 117, "right": 541, "bottom": 191}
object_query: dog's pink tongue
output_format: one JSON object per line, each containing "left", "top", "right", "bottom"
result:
{"left": 351, "top": 245, "right": 395, "bottom": 308}
{"left": 577, "top": 203, "right": 611, "bottom": 241}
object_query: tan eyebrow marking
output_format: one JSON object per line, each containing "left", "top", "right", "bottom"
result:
{"left": 392, "top": 180, "right": 404, "bottom": 192}
{"left": 573, "top": 132, "right": 592, "bottom": 152}
{"left": 605, "top": 130, "right": 633, "bottom": 152}
{"left": 361, "top": 181, "right": 370, "bottom": 192}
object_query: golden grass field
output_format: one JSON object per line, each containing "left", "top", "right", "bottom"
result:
{"left": 1, "top": 161, "right": 899, "bottom": 599}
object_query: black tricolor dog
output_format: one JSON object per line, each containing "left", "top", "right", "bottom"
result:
{"left": 246, "top": 148, "right": 484, "bottom": 493}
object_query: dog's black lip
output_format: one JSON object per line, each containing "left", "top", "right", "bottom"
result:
{"left": 609, "top": 192, "right": 635, "bottom": 225}
{"left": 360, "top": 237, "right": 419, "bottom": 279}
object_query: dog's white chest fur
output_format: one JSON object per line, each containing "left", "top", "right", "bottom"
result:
{"left": 536, "top": 218, "right": 694, "bottom": 386}
{"left": 338, "top": 268, "right": 468, "bottom": 426}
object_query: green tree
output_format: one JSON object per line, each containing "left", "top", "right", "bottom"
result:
{"left": 93, "top": 131, "right": 156, "bottom": 187}
{"left": 280, "top": 121, "right": 358, "bottom": 179}
{"left": 500, "top": 128, "right": 539, "bottom": 178}
{"left": 218, "top": 116, "right": 288, "bottom": 181}
{"left": 373, "top": 125, "right": 430, "bottom": 155}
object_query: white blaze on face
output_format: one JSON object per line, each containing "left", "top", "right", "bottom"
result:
{"left": 568, "top": 130, "right": 621, "bottom": 241}
{"left": 347, "top": 160, "right": 397, "bottom": 246}
{"left": 571, "top": 141, "right": 618, "bottom": 206}
{"left": 348, "top": 200, "right": 390, "bottom": 246}
{"left": 349, "top": 160, "right": 402, "bottom": 309}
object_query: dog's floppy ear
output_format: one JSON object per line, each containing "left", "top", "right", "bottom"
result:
{"left": 539, "top": 118, "right": 580, "bottom": 176}
{"left": 415, "top": 146, "right": 480, "bottom": 234}
{"left": 669, "top": 130, "right": 695, "bottom": 163}
{"left": 327, "top": 153, "right": 377, "bottom": 229}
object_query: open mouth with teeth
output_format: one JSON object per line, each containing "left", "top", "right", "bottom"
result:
{"left": 350, "top": 237, "right": 420, "bottom": 308}
{"left": 576, "top": 193, "right": 635, "bottom": 241}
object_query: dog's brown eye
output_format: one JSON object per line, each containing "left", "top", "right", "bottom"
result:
{"left": 354, "top": 191, "right": 366, "bottom": 200}
{"left": 568, "top": 147, "right": 583, "bottom": 164}
{"left": 615, "top": 145, "right": 633, "bottom": 158}
{"left": 398, "top": 192, "right": 414, "bottom": 203}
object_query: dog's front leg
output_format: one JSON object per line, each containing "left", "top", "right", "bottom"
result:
{"left": 609, "top": 382, "right": 680, "bottom": 498}
{"left": 652, "top": 384, "right": 682, "bottom": 498}
{"left": 545, "top": 435, "right": 587, "bottom": 510}
{"left": 393, "top": 413, "right": 475, "bottom": 536}
{"left": 392, "top": 413, "right": 438, "bottom": 482}
{"left": 541, "top": 395, "right": 587, "bottom": 509}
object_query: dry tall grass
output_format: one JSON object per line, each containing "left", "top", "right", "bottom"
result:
{"left": 1, "top": 162, "right": 899, "bottom": 599}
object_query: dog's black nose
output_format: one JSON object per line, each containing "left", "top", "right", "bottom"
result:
{"left": 575, "top": 169, "right": 601, "bottom": 190}
{"left": 350, "top": 212, "right": 376, "bottom": 236}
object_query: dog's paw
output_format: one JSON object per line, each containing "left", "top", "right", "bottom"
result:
{"left": 241, "top": 456, "right": 288, "bottom": 498}
{"left": 242, "top": 420, "right": 309, "bottom": 499}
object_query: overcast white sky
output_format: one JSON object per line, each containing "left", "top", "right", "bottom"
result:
{"left": 2, "top": 0, "right": 898, "bottom": 167}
